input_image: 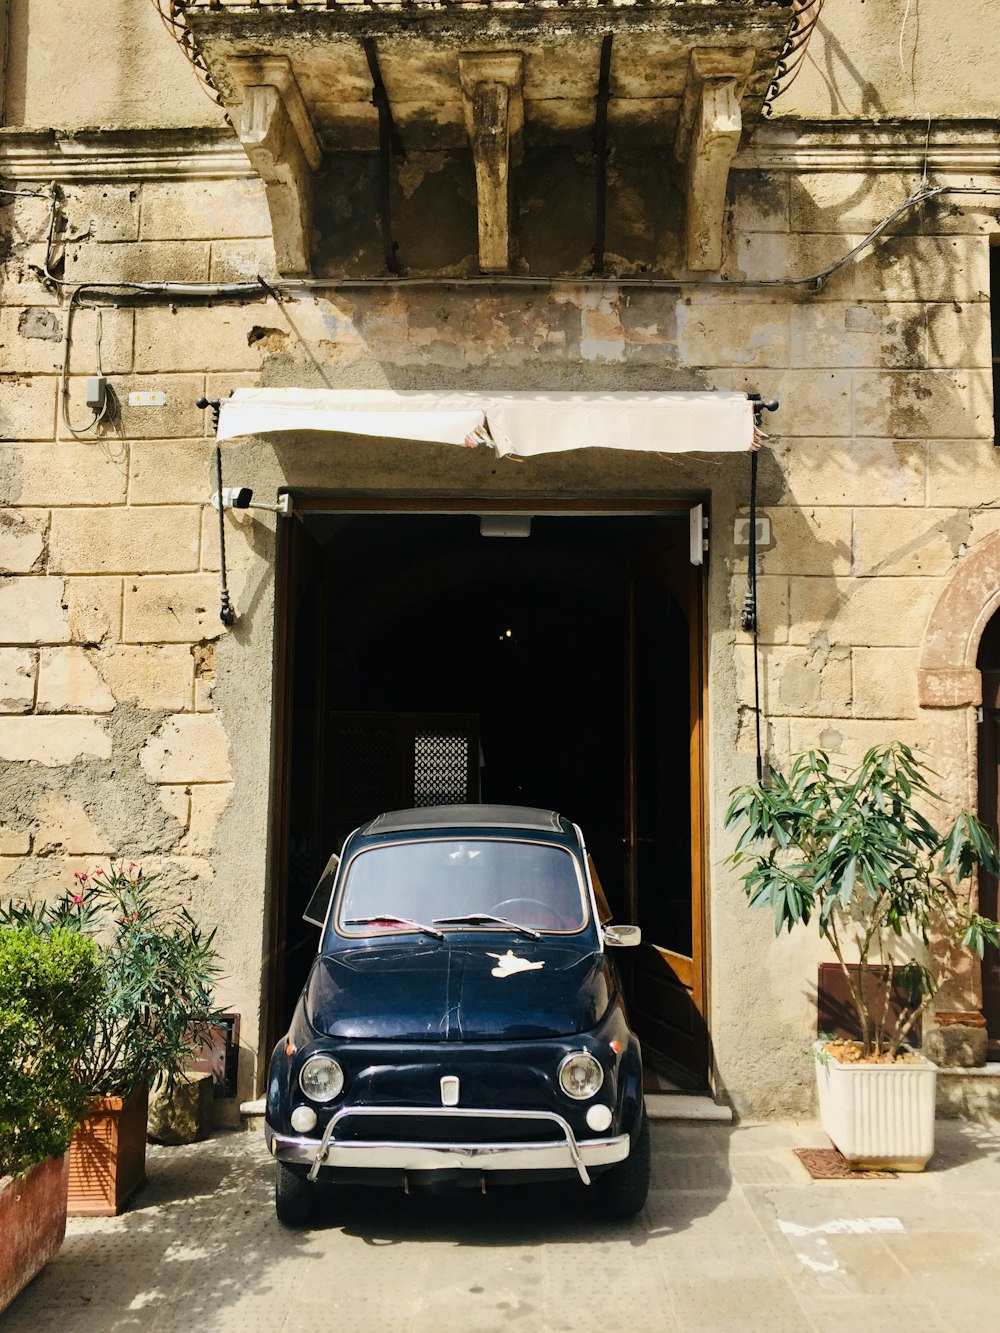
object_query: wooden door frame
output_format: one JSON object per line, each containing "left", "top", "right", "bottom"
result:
{"left": 262, "top": 492, "right": 711, "bottom": 1071}
{"left": 624, "top": 514, "right": 709, "bottom": 1082}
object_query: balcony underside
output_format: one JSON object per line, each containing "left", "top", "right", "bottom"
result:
{"left": 188, "top": 5, "right": 795, "bottom": 275}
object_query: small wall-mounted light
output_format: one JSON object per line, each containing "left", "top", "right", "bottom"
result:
{"left": 210, "top": 489, "right": 292, "bottom": 516}
{"left": 211, "top": 486, "right": 253, "bottom": 511}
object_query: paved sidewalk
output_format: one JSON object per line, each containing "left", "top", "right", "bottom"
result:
{"left": 6, "top": 1118, "right": 1000, "bottom": 1332}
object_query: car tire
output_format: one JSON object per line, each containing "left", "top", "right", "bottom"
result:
{"left": 275, "top": 1161, "right": 314, "bottom": 1226}
{"left": 593, "top": 1109, "right": 650, "bottom": 1218}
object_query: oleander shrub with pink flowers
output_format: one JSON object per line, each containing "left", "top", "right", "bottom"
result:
{"left": 1, "top": 862, "right": 221, "bottom": 1100}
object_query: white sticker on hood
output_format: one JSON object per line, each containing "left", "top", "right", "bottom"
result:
{"left": 488, "top": 950, "right": 545, "bottom": 978}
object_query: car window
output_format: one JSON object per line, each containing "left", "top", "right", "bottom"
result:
{"left": 337, "top": 838, "right": 588, "bottom": 934}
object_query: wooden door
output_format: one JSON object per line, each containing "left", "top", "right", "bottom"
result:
{"left": 624, "top": 517, "right": 708, "bottom": 1087}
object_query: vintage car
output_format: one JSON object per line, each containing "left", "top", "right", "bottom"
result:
{"left": 266, "top": 804, "right": 649, "bottom": 1224}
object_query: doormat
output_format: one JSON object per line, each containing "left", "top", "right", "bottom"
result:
{"left": 794, "top": 1148, "right": 897, "bottom": 1180}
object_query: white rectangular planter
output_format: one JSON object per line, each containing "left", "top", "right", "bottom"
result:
{"left": 814, "top": 1044, "right": 938, "bottom": 1171}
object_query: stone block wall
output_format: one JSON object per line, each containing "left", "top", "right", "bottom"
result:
{"left": 1, "top": 143, "right": 998, "bottom": 1113}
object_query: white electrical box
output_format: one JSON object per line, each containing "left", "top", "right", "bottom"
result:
{"left": 128, "top": 391, "right": 166, "bottom": 407}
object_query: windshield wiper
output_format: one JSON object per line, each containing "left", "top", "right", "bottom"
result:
{"left": 345, "top": 915, "right": 445, "bottom": 940}
{"left": 432, "top": 913, "right": 541, "bottom": 941}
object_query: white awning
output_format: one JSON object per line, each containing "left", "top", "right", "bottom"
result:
{"left": 215, "top": 388, "right": 757, "bottom": 458}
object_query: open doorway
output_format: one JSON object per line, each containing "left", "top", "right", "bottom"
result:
{"left": 977, "top": 611, "right": 1000, "bottom": 1057}
{"left": 268, "top": 506, "right": 708, "bottom": 1087}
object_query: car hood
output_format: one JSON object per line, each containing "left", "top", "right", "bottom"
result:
{"left": 305, "top": 939, "right": 612, "bottom": 1041}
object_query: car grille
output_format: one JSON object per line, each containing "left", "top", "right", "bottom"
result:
{"left": 333, "top": 1113, "right": 566, "bottom": 1145}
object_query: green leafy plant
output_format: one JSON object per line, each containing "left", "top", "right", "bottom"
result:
{"left": 1, "top": 862, "right": 221, "bottom": 1099}
{"left": 725, "top": 744, "right": 1000, "bottom": 1061}
{"left": 0, "top": 928, "right": 100, "bottom": 1176}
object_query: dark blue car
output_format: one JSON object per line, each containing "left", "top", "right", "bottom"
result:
{"left": 266, "top": 804, "right": 649, "bottom": 1223}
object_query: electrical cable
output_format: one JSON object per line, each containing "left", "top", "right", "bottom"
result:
{"left": 749, "top": 451, "right": 762, "bottom": 785}
{"left": 215, "top": 444, "right": 236, "bottom": 627}
{"left": 25, "top": 182, "right": 1000, "bottom": 306}
{"left": 59, "top": 289, "right": 114, "bottom": 439}
{"left": 740, "top": 429, "right": 763, "bottom": 783}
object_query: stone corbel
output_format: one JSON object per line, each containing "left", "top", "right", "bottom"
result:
{"left": 675, "top": 49, "right": 755, "bottom": 272}
{"left": 227, "top": 57, "right": 322, "bottom": 276}
{"left": 459, "top": 53, "right": 524, "bottom": 274}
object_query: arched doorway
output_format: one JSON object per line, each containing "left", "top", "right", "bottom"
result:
{"left": 977, "top": 612, "right": 1000, "bottom": 1058}
{"left": 918, "top": 528, "right": 1000, "bottom": 1053}
{"left": 267, "top": 504, "right": 708, "bottom": 1087}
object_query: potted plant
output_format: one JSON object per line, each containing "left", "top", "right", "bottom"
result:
{"left": 725, "top": 743, "right": 1000, "bottom": 1170}
{"left": 2, "top": 861, "right": 221, "bottom": 1215}
{"left": 0, "top": 927, "right": 100, "bottom": 1310}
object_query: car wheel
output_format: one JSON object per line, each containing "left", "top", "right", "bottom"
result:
{"left": 593, "top": 1110, "right": 650, "bottom": 1218}
{"left": 275, "top": 1161, "right": 314, "bottom": 1226}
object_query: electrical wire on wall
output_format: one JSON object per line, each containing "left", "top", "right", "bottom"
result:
{"left": 60, "top": 293, "right": 116, "bottom": 438}
{"left": 742, "top": 450, "right": 763, "bottom": 785}
{"left": 8, "top": 175, "right": 1000, "bottom": 635}
{"left": 15, "top": 180, "right": 1000, "bottom": 306}
{"left": 742, "top": 398, "right": 778, "bottom": 786}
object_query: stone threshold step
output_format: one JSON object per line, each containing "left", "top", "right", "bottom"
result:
{"left": 646, "top": 1094, "right": 733, "bottom": 1122}
{"left": 936, "top": 1062, "right": 1000, "bottom": 1127}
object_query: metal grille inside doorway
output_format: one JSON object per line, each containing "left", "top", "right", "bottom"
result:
{"left": 329, "top": 713, "right": 480, "bottom": 837}
{"left": 414, "top": 729, "right": 472, "bottom": 806}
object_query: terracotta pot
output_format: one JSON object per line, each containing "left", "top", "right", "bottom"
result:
{"left": 0, "top": 1155, "right": 69, "bottom": 1313}
{"left": 68, "top": 1083, "right": 149, "bottom": 1216}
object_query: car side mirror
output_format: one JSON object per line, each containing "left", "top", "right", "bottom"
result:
{"left": 603, "top": 923, "right": 641, "bottom": 948}
{"left": 303, "top": 854, "right": 340, "bottom": 928}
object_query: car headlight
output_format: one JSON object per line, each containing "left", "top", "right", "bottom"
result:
{"left": 298, "top": 1054, "right": 345, "bottom": 1103}
{"left": 558, "top": 1051, "right": 604, "bottom": 1100}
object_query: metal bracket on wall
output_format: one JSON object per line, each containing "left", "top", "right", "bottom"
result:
{"left": 363, "top": 38, "right": 406, "bottom": 275}
{"left": 592, "top": 33, "right": 613, "bottom": 275}
{"left": 689, "top": 503, "right": 708, "bottom": 566}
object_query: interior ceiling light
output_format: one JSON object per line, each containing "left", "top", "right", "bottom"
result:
{"left": 480, "top": 515, "right": 532, "bottom": 539}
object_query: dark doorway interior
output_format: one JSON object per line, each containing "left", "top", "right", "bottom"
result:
{"left": 273, "top": 511, "right": 703, "bottom": 1082}
{"left": 977, "top": 612, "right": 1000, "bottom": 1058}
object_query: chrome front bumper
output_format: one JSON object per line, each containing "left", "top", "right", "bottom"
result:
{"left": 266, "top": 1105, "right": 630, "bottom": 1186}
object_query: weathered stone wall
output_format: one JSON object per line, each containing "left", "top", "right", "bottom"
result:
{"left": 3, "top": 0, "right": 225, "bottom": 130}
{"left": 1, "top": 0, "right": 999, "bottom": 1117}
{"left": 779, "top": 0, "right": 1000, "bottom": 122}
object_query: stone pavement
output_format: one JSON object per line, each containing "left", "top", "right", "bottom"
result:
{"left": 5, "top": 1118, "right": 1000, "bottom": 1333}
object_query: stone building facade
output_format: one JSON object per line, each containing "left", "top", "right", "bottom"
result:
{"left": 1, "top": 0, "right": 999, "bottom": 1118}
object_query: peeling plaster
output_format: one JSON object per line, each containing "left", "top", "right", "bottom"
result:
{"left": 17, "top": 308, "right": 62, "bottom": 342}
{"left": 0, "top": 703, "right": 184, "bottom": 885}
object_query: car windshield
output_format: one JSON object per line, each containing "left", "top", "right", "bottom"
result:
{"left": 337, "top": 838, "right": 588, "bottom": 935}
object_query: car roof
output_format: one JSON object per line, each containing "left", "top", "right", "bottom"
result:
{"left": 361, "top": 804, "right": 568, "bottom": 836}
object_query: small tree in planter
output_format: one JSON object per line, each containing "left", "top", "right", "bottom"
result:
{"left": 2, "top": 862, "right": 221, "bottom": 1213}
{"left": 0, "top": 928, "right": 100, "bottom": 1310}
{"left": 725, "top": 744, "right": 1000, "bottom": 1168}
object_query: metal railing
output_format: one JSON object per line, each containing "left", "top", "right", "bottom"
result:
{"left": 167, "top": 1, "right": 801, "bottom": 13}
{"left": 153, "top": 0, "right": 820, "bottom": 116}
{"left": 763, "top": 0, "right": 825, "bottom": 117}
